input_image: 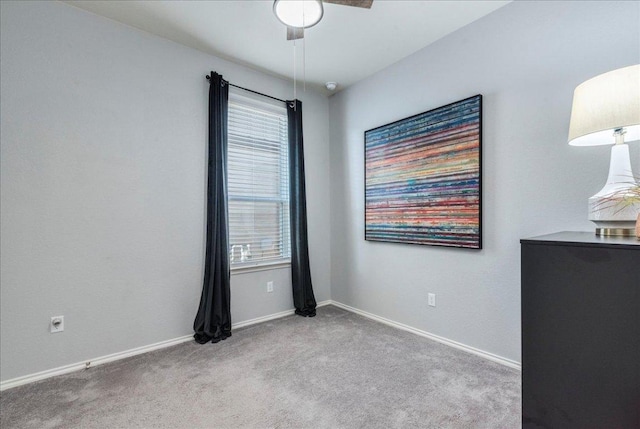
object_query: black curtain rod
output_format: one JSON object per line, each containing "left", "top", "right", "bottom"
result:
{"left": 206, "top": 75, "right": 287, "bottom": 104}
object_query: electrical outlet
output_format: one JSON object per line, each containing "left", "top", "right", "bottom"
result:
{"left": 428, "top": 293, "right": 436, "bottom": 307}
{"left": 51, "top": 316, "right": 64, "bottom": 333}
{"left": 267, "top": 281, "right": 274, "bottom": 293}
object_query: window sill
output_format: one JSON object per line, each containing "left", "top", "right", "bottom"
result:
{"left": 230, "top": 260, "right": 291, "bottom": 275}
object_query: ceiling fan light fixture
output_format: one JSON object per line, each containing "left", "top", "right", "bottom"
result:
{"left": 273, "top": 0, "right": 324, "bottom": 29}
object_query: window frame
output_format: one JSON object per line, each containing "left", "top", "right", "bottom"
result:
{"left": 227, "top": 89, "right": 291, "bottom": 272}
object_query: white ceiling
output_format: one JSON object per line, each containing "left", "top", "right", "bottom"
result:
{"left": 64, "top": 0, "right": 511, "bottom": 93}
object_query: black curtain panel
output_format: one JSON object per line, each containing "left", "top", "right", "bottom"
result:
{"left": 287, "top": 100, "right": 317, "bottom": 317}
{"left": 193, "top": 72, "right": 232, "bottom": 343}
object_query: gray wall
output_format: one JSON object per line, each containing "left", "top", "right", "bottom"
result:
{"left": 0, "top": 0, "right": 330, "bottom": 382}
{"left": 328, "top": 0, "right": 640, "bottom": 363}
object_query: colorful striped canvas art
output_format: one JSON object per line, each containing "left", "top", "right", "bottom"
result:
{"left": 365, "top": 95, "right": 482, "bottom": 249}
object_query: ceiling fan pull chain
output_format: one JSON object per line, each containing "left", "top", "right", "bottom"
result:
{"left": 303, "top": 4, "right": 306, "bottom": 92}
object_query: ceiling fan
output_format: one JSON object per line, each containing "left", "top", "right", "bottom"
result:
{"left": 273, "top": 0, "right": 373, "bottom": 41}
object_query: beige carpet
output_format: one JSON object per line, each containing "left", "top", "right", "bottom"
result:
{"left": 0, "top": 305, "right": 521, "bottom": 428}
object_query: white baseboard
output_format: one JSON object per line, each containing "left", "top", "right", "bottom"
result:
{"left": 329, "top": 300, "right": 521, "bottom": 370}
{"left": 0, "top": 334, "right": 194, "bottom": 392}
{"left": 0, "top": 300, "right": 332, "bottom": 392}
{"left": 233, "top": 299, "right": 331, "bottom": 329}
{"left": 1, "top": 300, "right": 512, "bottom": 390}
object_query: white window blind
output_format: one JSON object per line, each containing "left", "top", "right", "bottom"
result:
{"left": 227, "top": 89, "right": 290, "bottom": 268}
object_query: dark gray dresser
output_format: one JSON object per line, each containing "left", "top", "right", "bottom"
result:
{"left": 521, "top": 232, "right": 639, "bottom": 428}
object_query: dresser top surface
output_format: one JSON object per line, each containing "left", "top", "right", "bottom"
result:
{"left": 521, "top": 231, "right": 640, "bottom": 249}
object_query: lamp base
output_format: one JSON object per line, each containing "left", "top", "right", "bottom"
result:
{"left": 589, "top": 206, "right": 639, "bottom": 236}
{"left": 595, "top": 226, "right": 636, "bottom": 237}
{"left": 587, "top": 143, "right": 639, "bottom": 236}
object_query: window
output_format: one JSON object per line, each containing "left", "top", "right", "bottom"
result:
{"left": 227, "top": 89, "right": 290, "bottom": 268}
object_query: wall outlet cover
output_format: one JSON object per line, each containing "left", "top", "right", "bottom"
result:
{"left": 50, "top": 316, "right": 64, "bottom": 333}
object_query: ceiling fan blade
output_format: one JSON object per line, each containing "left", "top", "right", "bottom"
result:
{"left": 287, "top": 26, "right": 304, "bottom": 41}
{"left": 323, "top": 0, "right": 373, "bottom": 8}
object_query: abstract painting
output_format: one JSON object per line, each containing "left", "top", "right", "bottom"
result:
{"left": 364, "top": 95, "right": 482, "bottom": 249}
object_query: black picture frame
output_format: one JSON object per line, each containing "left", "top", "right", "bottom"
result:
{"left": 364, "top": 95, "right": 482, "bottom": 249}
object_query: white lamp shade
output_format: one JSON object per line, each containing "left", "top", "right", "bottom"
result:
{"left": 568, "top": 64, "right": 640, "bottom": 146}
{"left": 273, "top": 0, "right": 323, "bottom": 29}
